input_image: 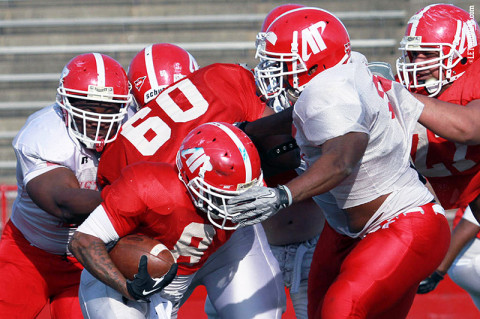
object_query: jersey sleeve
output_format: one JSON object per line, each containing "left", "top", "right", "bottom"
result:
{"left": 97, "top": 137, "right": 130, "bottom": 188}
{"left": 208, "top": 64, "right": 266, "bottom": 121}
{"left": 294, "top": 68, "right": 369, "bottom": 146}
{"left": 14, "top": 142, "right": 65, "bottom": 185}
{"left": 101, "top": 162, "right": 180, "bottom": 237}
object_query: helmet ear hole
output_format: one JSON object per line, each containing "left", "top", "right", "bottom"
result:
{"left": 460, "top": 57, "right": 468, "bottom": 65}
{"left": 308, "top": 65, "right": 318, "bottom": 76}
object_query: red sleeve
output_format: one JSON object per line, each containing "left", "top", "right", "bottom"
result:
{"left": 202, "top": 64, "right": 266, "bottom": 121}
{"left": 101, "top": 162, "right": 177, "bottom": 237}
{"left": 97, "top": 137, "right": 131, "bottom": 188}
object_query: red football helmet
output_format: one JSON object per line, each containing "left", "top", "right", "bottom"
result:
{"left": 255, "top": 7, "right": 351, "bottom": 102}
{"left": 260, "top": 3, "right": 305, "bottom": 33}
{"left": 177, "top": 122, "right": 263, "bottom": 230}
{"left": 128, "top": 43, "right": 199, "bottom": 108}
{"left": 56, "top": 53, "right": 131, "bottom": 151}
{"left": 256, "top": 4, "right": 305, "bottom": 112}
{"left": 396, "top": 4, "right": 480, "bottom": 96}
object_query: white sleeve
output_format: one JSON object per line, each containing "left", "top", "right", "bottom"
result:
{"left": 76, "top": 205, "right": 120, "bottom": 243}
{"left": 14, "top": 143, "right": 66, "bottom": 185}
{"left": 462, "top": 205, "right": 480, "bottom": 227}
{"left": 293, "top": 67, "right": 369, "bottom": 146}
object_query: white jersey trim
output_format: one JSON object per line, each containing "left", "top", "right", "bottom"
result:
{"left": 24, "top": 164, "right": 65, "bottom": 186}
{"left": 463, "top": 205, "right": 480, "bottom": 227}
{"left": 77, "top": 204, "right": 120, "bottom": 244}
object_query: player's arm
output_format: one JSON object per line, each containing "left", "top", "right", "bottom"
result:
{"left": 68, "top": 213, "right": 132, "bottom": 299}
{"left": 418, "top": 210, "right": 480, "bottom": 294}
{"left": 243, "top": 107, "right": 293, "bottom": 137}
{"left": 437, "top": 217, "right": 480, "bottom": 275}
{"left": 416, "top": 94, "right": 480, "bottom": 144}
{"left": 229, "top": 132, "right": 368, "bottom": 226}
{"left": 26, "top": 167, "right": 102, "bottom": 224}
{"left": 286, "top": 132, "right": 368, "bottom": 202}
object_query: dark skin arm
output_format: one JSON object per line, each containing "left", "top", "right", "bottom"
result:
{"left": 435, "top": 217, "right": 480, "bottom": 276}
{"left": 26, "top": 167, "right": 102, "bottom": 224}
{"left": 286, "top": 132, "right": 369, "bottom": 203}
{"left": 68, "top": 231, "right": 134, "bottom": 299}
{"left": 244, "top": 107, "right": 293, "bottom": 137}
{"left": 416, "top": 94, "right": 480, "bottom": 144}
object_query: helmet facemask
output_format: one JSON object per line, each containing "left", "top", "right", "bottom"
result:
{"left": 57, "top": 88, "right": 130, "bottom": 152}
{"left": 254, "top": 43, "right": 308, "bottom": 103}
{"left": 397, "top": 37, "right": 465, "bottom": 97}
{"left": 180, "top": 170, "right": 263, "bottom": 230}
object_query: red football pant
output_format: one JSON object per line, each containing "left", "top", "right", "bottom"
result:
{"left": 0, "top": 221, "right": 84, "bottom": 319}
{"left": 308, "top": 203, "right": 450, "bottom": 319}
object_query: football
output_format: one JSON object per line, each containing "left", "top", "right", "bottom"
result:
{"left": 109, "top": 234, "right": 176, "bottom": 280}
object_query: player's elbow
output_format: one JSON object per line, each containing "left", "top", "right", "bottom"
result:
{"left": 68, "top": 231, "right": 91, "bottom": 260}
{"left": 460, "top": 128, "right": 480, "bottom": 145}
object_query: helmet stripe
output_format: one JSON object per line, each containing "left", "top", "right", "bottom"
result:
{"left": 210, "top": 122, "right": 252, "bottom": 183}
{"left": 144, "top": 44, "right": 159, "bottom": 89}
{"left": 408, "top": 4, "right": 434, "bottom": 36}
{"left": 93, "top": 53, "right": 106, "bottom": 86}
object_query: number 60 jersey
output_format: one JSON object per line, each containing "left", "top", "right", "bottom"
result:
{"left": 97, "top": 63, "right": 267, "bottom": 188}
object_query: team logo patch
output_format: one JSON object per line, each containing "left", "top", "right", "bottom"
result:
{"left": 180, "top": 147, "right": 212, "bottom": 176}
{"left": 134, "top": 76, "right": 147, "bottom": 91}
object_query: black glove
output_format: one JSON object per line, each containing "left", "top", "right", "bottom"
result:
{"left": 417, "top": 271, "right": 444, "bottom": 294}
{"left": 126, "top": 255, "right": 178, "bottom": 302}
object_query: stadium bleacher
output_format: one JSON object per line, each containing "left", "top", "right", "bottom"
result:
{"left": 0, "top": 0, "right": 412, "bottom": 185}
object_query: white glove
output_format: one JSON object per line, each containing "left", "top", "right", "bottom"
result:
{"left": 227, "top": 185, "right": 292, "bottom": 227}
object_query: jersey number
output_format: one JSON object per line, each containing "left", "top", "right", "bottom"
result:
{"left": 121, "top": 79, "right": 209, "bottom": 156}
{"left": 173, "top": 222, "right": 216, "bottom": 264}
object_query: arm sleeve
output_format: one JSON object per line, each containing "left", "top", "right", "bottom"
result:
{"left": 14, "top": 143, "right": 66, "bottom": 185}
{"left": 294, "top": 77, "right": 369, "bottom": 146}
{"left": 463, "top": 205, "right": 480, "bottom": 227}
{"left": 97, "top": 139, "right": 130, "bottom": 188}
{"left": 76, "top": 204, "right": 120, "bottom": 243}
{"left": 230, "top": 65, "right": 266, "bottom": 121}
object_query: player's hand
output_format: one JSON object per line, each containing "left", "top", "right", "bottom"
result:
{"left": 417, "top": 271, "right": 444, "bottom": 294}
{"left": 228, "top": 185, "right": 292, "bottom": 227}
{"left": 126, "top": 255, "right": 178, "bottom": 302}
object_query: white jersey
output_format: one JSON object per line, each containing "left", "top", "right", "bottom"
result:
{"left": 293, "top": 52, "right": 434, "bottom": 237}
{"left": 10, "top": 104, "right": 100, "bottom": 255}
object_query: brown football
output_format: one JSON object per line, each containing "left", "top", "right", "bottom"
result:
{"left": 109, "top": 234, "right": 176, "bottom": 280}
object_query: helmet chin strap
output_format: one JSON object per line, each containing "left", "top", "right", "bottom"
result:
{"left": 95, "top": 139, "right": 105, "bottom": 153}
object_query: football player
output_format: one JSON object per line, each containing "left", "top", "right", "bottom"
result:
{"left": 226, "top": 7, "right": 451, "bottom": 318}
{"left": 239, "top": 5, "right": 326, "bottom": 319}
{"left": 396, "top": 4, "right": 480, "bottom": 309}
{"left": 126, "top": 43, "right": 199, "bottom": 117}
{"left": 96, "top": 44, "right": 288, "bottom": 318}
{"left": 69, "top": 122, "right": 267, "bottom": 318}
{"left": 0, "top": 53, "right": 131, "bottom": 318}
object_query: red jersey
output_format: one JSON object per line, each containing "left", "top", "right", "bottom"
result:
{"left": 98, "top": 63, "right": 266, "bottom": 187}
{"left": 410, "top": 58, "right": 480, "bottom": 210}
{"left": 101, "top": 162, "right": 234, "bottom": 275}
